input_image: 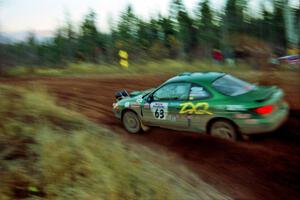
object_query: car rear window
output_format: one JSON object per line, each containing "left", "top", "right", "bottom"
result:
{"left": 212, "top": 75, "right": 254, "bottom": 96}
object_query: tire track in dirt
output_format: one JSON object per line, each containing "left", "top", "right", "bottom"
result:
{"left": 1, "top": 74, "right": 300, "bottom": 200}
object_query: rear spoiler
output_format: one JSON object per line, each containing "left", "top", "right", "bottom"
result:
{"left": 255, "top": 86, "right": 279, "bottom": 103}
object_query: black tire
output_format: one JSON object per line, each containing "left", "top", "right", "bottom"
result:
{"left": 209, "top": 119, "right": 238, "bottom": 141}
{"left": 122, "top": 111, "right": 142, "bottom": 134}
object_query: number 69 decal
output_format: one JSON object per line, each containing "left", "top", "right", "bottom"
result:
{"left": 151, "top": 102, "right": 168, "bottom": 120}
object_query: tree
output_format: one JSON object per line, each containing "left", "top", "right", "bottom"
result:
{"left": 294, "top": 6, "right": 300, "bottom": 48}
{"left": 116, "top": 5, "right": 139, "bottom": 55}
{"left": 221, "top": 0, "right": 248, "bottom": 57}
{"left": 64, "top": 17, "right": 77, "bottom": 61}
{"left": 52, "top": 28, "right": 66, "bottom": 63}
{"left": 224, "top": 0, "right": 247, "bottom": 33}
{"left": 159, "top": 16, "right": 179, "bottom": 58}
{"left": 199, "top": 0, "right": 213, "bottom": 29}
{"left": 78, "top": 10, "right": 101, "bottom": 62}
{"left": 136, "top": 20, "right": 152, "bottom": 51}
{"left": 170, "top": 0, "right": 197, "bottom": 58}
{"left": 262, "top": 5, "right": 273, "bottom": 40}
{"left": 24, "top": 32, "right": 39, "bottom": 65}
{"left": 196, "top": 0, "right": 219, "bottom": 55}
{"left": 272, "top": 0, "right": 287, "bottom": 48}
{"left": 0, "top": 0, "right": 294, "bottom": 69}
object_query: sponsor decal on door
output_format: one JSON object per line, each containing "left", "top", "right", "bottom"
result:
{"left": 179, "top": 102, "right": 213, "bottom": 115}
{"left": 150, "top": 102, "right": 168, "bottom": 120}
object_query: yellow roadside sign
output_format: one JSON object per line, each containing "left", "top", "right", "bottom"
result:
{"left": 119, "top": 50, "right": 128, "bottom": 59}
{"left": 119, "top": 59, "right": 128, "bottom": 68}
{"left": 119, "top": 50, "right": 129, "bottom": 68}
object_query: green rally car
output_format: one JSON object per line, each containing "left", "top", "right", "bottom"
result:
{"left": 112, "top": 72, "right": 289, "bottom": 140}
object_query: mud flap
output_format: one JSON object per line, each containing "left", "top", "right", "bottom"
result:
{"left": 141, "top": 121, "right": 150, "bottom": 131}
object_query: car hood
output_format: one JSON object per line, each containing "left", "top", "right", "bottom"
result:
{"left": 117, "top": 88, "right": 154, "bottom": 105}
{"left": 129, "top": 88, "right": 155, "bottom": 97}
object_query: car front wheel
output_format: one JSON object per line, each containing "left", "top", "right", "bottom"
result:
{"left": 122, "top": 111, "right": 142, "bottom": 134}
{"left": 209, "top": 120, "right": 238, "bottom": 141}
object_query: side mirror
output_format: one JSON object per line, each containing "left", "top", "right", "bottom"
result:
{"left": 146, "top": 95, "right": 153, "bottom": 103}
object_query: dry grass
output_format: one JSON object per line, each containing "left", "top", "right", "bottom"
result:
{"left": 5, "top": 59, "right": 255, "bottom": 77}
{"left": 0, "top": 85, "right": 229, "bottom": 200}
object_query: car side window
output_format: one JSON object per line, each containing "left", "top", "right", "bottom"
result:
{"left": 188, "top": 85, "right": 211, "bottom": 100}
{"left": 153, "top": 83, "right": 190, "bottom": 101}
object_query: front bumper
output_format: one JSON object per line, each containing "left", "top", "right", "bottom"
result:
{"left": 113, "top": 109, "right": 122, "bottom": 119}
{"left": 238, "top": 103, "right": 289, "bottom": 135}
{"left": 112, "top": 102, "right": 122, "bottom": 119}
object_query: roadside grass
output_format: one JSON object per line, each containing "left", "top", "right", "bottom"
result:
{"left": 0, "top": 85, "right": 229, "bottom": 200}
{"left": 6, "top": 59, "right": 255, "bottom": 77}
{"left": 4, "top": 58, "right": 300, "bottom": 109}
{"left": 6, "top": 59, "right": 299, "bottom": 83}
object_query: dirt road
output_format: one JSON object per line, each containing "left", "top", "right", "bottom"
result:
{"left": 1, "top": 74, "right": 300, "bottom": 200}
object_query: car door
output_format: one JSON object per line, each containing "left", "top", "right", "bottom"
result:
{"left": 182, "top": 84, "right": 214, "bottom": 132}
{"left": 142, "top": 82, "right": 191, "bottom": 130}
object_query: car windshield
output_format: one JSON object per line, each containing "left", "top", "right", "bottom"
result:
{"left": 153, "top": 83, "right": 190, "bottom": 100}
{"left": 212, "top": 75, "right": 255, "bottom": 96}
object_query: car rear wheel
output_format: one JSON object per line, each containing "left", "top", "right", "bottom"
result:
{"left": 122, "top": 111, "right": 141, "bottom": 134}
{"left": 209, "top": 120, "right": 238, "bottom": 141}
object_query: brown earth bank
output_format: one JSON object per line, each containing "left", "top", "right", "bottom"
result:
{"left": 1, "top": 73, "right": 300, "bottom": 200}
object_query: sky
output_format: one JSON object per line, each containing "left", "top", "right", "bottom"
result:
{"left": 0, "top": 0, "right": 299, "bottom": 35}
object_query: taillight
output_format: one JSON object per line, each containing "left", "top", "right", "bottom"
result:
{"left": 252, "top": 105, "right": 273, "bottom": 115}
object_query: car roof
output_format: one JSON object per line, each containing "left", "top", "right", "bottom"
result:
{"left": 165, "top": 72, "right": 225, "bottom": 85}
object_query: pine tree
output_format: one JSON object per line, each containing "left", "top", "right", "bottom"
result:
{"left": 116, "top": 5, "right": 138, "bottom": 55}
{"left": 78, "top": 10, "right": 100, "bottom": 62}
{"left": 272, "top": 0, "right": 287, "bottom": 49}
{"left": 196, "top": 0, "right": 218, "bottom": 55}
{"left": 224, "top": 0, "right": 247, "bottom": 34}
{"left": 170, "top": 0, "right": 196, "bottom": 58}
{"left": 159, "top": 16, "right": 179, "bottom": 58}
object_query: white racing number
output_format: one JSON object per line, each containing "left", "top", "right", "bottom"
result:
{"left": 150, "top": 102, "right": 168, "bottom": 120}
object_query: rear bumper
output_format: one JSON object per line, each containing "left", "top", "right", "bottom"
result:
{"left": 238, "top": 103, "right": 289, "bottom": 135}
